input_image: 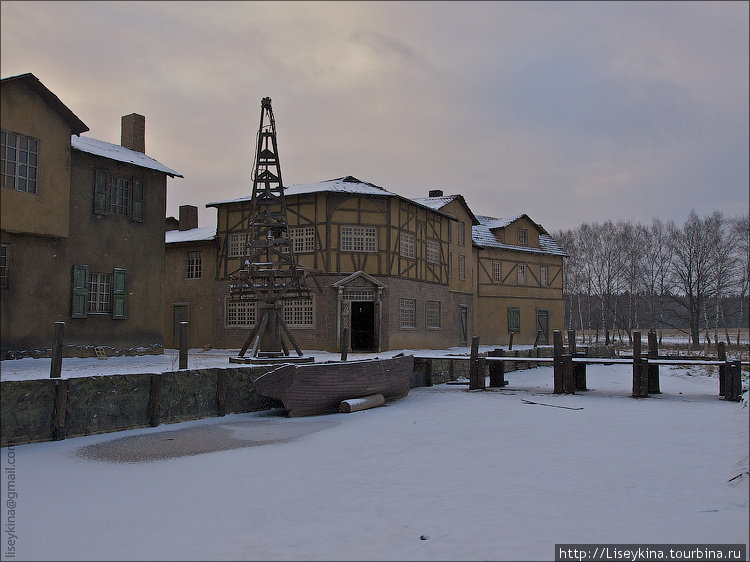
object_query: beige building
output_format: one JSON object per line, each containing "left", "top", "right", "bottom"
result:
{"left": 165, "top": 178, "right": 565, "bottom": 352}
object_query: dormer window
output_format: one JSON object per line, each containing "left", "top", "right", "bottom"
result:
{"left": 1, "top": 130, "right": 38, "bottom": 194}
{"left": 518, "top": 228, "right": 528, "bottom": 245}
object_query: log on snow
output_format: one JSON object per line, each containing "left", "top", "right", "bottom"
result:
{"left": 339, "top": 394, "right": 386, "bottom": 413}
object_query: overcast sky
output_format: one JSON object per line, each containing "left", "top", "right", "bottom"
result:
{"left": 2, "top": 1, "right": 747, "bottom": 232}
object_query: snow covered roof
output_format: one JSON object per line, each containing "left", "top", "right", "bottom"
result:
{"left": 165, "top": 226, "right": 216, "bottom": 244}
{"left": 71, "top": 135, "right": 182, "bottom": 177}
{"left": 411, "top": 194, "right": 480, "bottom": 225}
{"left": 473, "top": 215, "right": 567, "bottom": 257}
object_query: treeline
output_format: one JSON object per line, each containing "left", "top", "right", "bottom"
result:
{"left": 553, "top": 210, "right": 749, "bottom": 347}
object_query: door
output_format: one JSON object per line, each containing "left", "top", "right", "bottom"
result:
{"left": 172, "top": 305, "right": 189, "bottom": 349}
{"left": 458, "top": 305, "right": 468, "bottom": 346}
{"left": 536, "top": 309, "right": 549, "bottom": 345}
{"left": 350, "top": 301, "right": 375, "bottom": 352}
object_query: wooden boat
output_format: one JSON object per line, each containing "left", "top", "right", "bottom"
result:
{"left": 252, "top": 355, "right": 414, "bottom": 417}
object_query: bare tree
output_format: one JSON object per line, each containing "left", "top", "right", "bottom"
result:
{"left": 731, "top": 214, "right": 749, "bottom": 345}
{"left": 640, "top": 219, "right": 673, "bottom": 343}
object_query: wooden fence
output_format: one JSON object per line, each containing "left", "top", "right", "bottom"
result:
{"left": 414, "top": 330, "right": 747, "bottom": 402}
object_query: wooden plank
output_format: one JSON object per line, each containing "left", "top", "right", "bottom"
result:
{"left": 50, "top": 321, "right": 65, "bottom": 379}
{"left": 468, "top": 336, "right": 483, "bottom": 390}
{"left": 647, "top": 330, "right": 661, "bottom": 394}
{"left": 553, "top": 330, "right": 564, "bottom": 393}
{"left": 717, "top": 341, "right": 727, "bottom": 397}
{"left": 179, "top": 321, "right": 188, "bottom": 369}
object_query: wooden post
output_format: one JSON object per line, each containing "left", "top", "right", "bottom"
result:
{"left": 488, "top": 348, "right": 507, "bottom": 387}
{"left": 217, "top": 370, "right": 227, "bottom": 417}
{"left": 632, "top": 331, "right": 648, "bottom": 398}
{"left": 53, "top": 379, "right": 68, "bottom": 441}
{"left": 50, "top": 321, "right": 65, "bottom": 379}
{"left": 424, "top": 359, "right": 433, "bottom": 387}
{"left": 647, "top": 330, "right": 660, "bottom": 394}
{"left": 508, "top": 332, "right": 514, "bottom": 350}
{"left": 340, "top": 327, "right": 349, "bottom": 361}
{"left": 562, "top": 354, "right": 576, "bottom": 394}
{"left": 605, "top": 330, "right": 610, "bottom": 345}
{"left": 179, "top": 321, "right": 188, "bottom": 369}
{"left": 726, "top": 360, "right": 742, "bottom": 402}
{"left": 717, "top": 341, "right": 727, "bottom": 397}
{"left": 568, "top": 329, "right": 587, "bottom": 391}
{"left": 148, "top": 374, "right": 162, "bottom": 427}
{"left": 553, "top": 330, "right": 564, "bottom": 393}
{"left": 469, "top": 336, "right": 484, "bottom": 390}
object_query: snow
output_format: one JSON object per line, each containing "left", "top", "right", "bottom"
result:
{"left": 71, "top": 135, "right": 182, "bottom": 177}
{"left": 1, "top": 352, "right": 748, "bottom": 560}
{"left": 411, "top": 195, "right": 457, "bottom": 210}
{"left": 165, "top": 226, "right": 216, "bottom": 244}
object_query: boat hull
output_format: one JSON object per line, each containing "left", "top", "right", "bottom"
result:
{"left": 252, "top": 355, "right": 414, "bottom": 417}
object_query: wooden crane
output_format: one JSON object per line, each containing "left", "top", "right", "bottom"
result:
{"left": 228, "top": 97, "right": 313, "bottom": 363}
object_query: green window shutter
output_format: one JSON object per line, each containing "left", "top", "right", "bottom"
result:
{"left": 132, "top": 179, "right": 144, "bottom": 222}
{"left": 94, "top": 170, "right": 108, "bottom": 215}
{"left": 72, "top": 265, "right": 89, "bottom": 318}
{"left": 508, "top": 307, "right": 520, "bottom": 333}
{"left": 112, "top": 268, "right": 127, "bottom": 319}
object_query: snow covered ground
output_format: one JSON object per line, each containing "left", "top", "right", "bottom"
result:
{"left": 1, "top": 359, "right": 747, "bottom": 561}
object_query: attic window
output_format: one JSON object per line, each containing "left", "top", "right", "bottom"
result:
{"left": 1, "top": 130, "right": 39, "bottom": 194}
{"left": 518, "top": 228, "right": 528, "bottom": 245}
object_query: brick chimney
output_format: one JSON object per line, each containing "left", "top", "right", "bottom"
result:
{"left": 428, "top": 189, "right": 443, "bottom": 197}
{"left": 179, "top": 205, "right": 198, "bottom": 231}
{"left": 121, "top": 113, "right": 145, "bottom": 153}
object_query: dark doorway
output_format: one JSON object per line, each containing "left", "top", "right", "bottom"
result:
{"left": 350, "top": 301, "right": 375, "bottom": 352}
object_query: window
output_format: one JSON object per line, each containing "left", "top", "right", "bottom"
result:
{"left": 228, "top": 233, "right": 247, "bottom": 257}
{"left": 517, "top": 263, "right": 527, "bottom": 285}
{"left": 1, "top": 130, "right": 38, "bottom": 193}
{"left": 458, "top": 221, "right": 466, "bottom": 246}
{"left": 186, "top": 251, "right": 202, "bottom": 279}
{"left": 283, "top": 297, "right": 314, "bottom": 327}
{"left": 400, "top": 232, "right": 415, "bottom": 258}
{"left": 343, "top": 289, "right": 375, "bottom": 301}
{"left": 226, "top": 299, "right": 256, "bottom": 327}
{"left": 458, "top": 254, "right": 466, "bottom": 280}
{"left": 88, "top": 272, "right": 111, "bottom": 313}
{"left": 289, "top": 226, "right": 315, "bottom": 253}
{"left": 0, "top": 245, "right": 7, "bottom": 289}
{"left": 492, "top": 260, "right": 502, "bottom": 283}
{"left": 518, "top": 228, "right": 528, "bottom": 245}
{"left": 400, "top": 298, "right": 416, "bottom": 328}
{"left": 508, "top": 307, "right": 520, "bottom": 333}
{"left": 448, "top": 250, "right": 453, "bottom": 279}
{"left": 94, "top": 169, "right": 144, "bottom": 220}
{"left": 425, "top": 300, "right": 441, "bottom": 329}
{"left": 426, "top": 239, "right": 439, "bottom": 264}
{"left": 540, "top": 266, "right": 549, "bottom": 287}
{"left": 341, "top": 226, "right": 377, "bottom": 252}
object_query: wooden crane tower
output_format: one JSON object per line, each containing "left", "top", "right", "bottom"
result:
{"left": 228, "top": 97, "right": 313, "bottom": 363}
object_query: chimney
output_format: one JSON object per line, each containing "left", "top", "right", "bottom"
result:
{"left": 428, "top": 189, "right": 443, "bottom": 197}
{"left": 178, "top": 205, "right": 198, "bottom": 231}
{"left": 121, "top": 113, "right": 145, "bottom": 153}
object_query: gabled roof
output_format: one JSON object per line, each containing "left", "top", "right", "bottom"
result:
{"left": 1, "top": 73, "right": 89, "bottom": 135}
{"left": 473, "top": 215, "right": 567, "bottom": 257}
{"left": 165, "top": 226, "right": 216, "bottom": 244}
{"left": 332, "top": 270, "right": 386, "bottom": 289}
{"left": 71, "top": 135, "right": 182, "bottom": 177}
{"left": 411, "top": 194, "right": 481, "bottom": 225}
{"left": 206, "top": 176, "right": 453, "bottom": 218}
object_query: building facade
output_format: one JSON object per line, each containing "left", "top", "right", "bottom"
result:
{"left": 1, "top": 73, "right": 181, "bottom": 358}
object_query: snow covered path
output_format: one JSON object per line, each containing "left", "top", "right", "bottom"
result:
{"left": 1, "top": 365, "right": 747, "bottom": 561}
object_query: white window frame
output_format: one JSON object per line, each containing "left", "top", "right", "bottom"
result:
{"left": 399, "top": 298, "right": 416, "bottom": 329}
{"left": 518, "top": 228, "right": 528, "bottom": 245}
{"left": 186, "top": 251, "right": 202, "bottom": 279}
{"left": 458, "top": 221, "right": 466, "bottom": 246}
{"left": 289, "top": 225, "right": 315, "bottom": 253}
{"left": 517, "top": 263, "right": 527, "bottom": 285}
{"left": 425, "top": 300, "right": 441, "bottom": 329}
{"left": 341, "top": 226, "right": 377, "bottom": 252}
{"left": 226, "top": 299, "right": 256, "bottom": 327}
{"left": 228, "top": 232, "right": 247, "bottom": 258}
{"left": 88, "top": 272, "right": 112, "bottom": 313}
{"left": 1, "top": 130, "right": 39, "bottom": 194}
{"left": 0, "top": 245, "right": 7, "bottom": 289}
{"left": 540, "top": 265, "right": 549, "bottom": 287}
{"left": 426, "top": 239, "right": 439, "bottom": 264}
{"left": 458, "top": 254, "right": 466, "bottom": 280}
{"left": 400, "top": 231, "right": 415, "bottom": 259}
{"left": 448, "top": 250, "right": 453, "bottom": 279}
{"left": 283, "top": 297, "right": 315, "bottom": 327}
{"left": 492, "top": 260, "right": 502, "bottom": 283}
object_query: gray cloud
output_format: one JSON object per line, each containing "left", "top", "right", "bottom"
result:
{"left": 1, "top": 1, "right": 747, "bottom": 232}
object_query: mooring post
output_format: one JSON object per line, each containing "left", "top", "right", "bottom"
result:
{"left": 469, "top": 336, "right": 484, "bottom": 390}
{"left": 50, "top": 321, "right": 65, "bottom": 379}
{"left": 647, "top": 330, "right": 661, "bottom": 394}
{"left": 488, "top": 348, "right": 507, "bottom": 387}
{"left": 179, "top": 321, "right": 188, "bottom": 369}
{"left": 717, "top": 341, "right": 727, "bottom": 397}
{"left": 508, "top": 332, "right": 514, "bottom": 350}
{"left": 553, "top": 330, "right": 564, "bottom": 393}
{"left": 53, "top": 379, "right": 68, "bottom": 441}
{"left": 148, "top": 374, "right": 162, "bottom": 427}
{"left": 726, "top": 360, "right": 742, "bottom": 402}
{"left": 568, "top": 329, "right": 587, "bottom": 391}
{"left": 340, "top": 327, "right": 349, "bottom": 361}
{"left": 631, "top": 331, "right": 648, "bottom": 398}
{"left": 562, "top": 354, "right": 576, "bottom": 394}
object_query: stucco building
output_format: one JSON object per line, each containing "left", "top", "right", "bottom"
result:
{"left": 1, "top": 73, "right": 181, "bottom": 358}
